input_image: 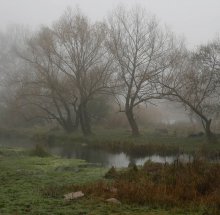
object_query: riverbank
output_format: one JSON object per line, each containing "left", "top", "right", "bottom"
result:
{"left": 0, "top": 147, "right": 219, "bottom": 214}
{"left": 1, "top": 127, "right": 220, "bottom": 158}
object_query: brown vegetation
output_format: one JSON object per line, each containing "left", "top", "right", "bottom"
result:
{"left": 42, "top": 160, "right": 220, "bottom": 212}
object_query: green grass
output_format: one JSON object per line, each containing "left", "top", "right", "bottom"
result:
{"left": 0, "top": 147, "right": 205, "bottom": 215}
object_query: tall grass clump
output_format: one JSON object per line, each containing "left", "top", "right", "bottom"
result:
{"left": 112, "top": 160, "right": 220, "bottom": 207}
{"left": 29, "top": 144, "right": 50, "bottom": 157}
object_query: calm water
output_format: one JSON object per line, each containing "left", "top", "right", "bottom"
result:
{"left": 48, "top": 144, "right": 195, "bottom": 167}
{"left": 0, "top": 138, "right": 194, "bottom": 167}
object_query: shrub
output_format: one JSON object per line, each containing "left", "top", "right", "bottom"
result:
{"left": 104, "top": 166, "right": 118, "bottom": 179}
{"left": 29, "top": 144, "right": 50, "bottom": 157}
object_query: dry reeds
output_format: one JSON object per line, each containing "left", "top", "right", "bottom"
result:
{"left": 86, "top": 160, "right": 220, "bottom": 210}
{"left": 41, "top": 159, "right": 220, "bottom": 212}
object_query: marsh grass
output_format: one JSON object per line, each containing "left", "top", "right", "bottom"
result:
{"left": 50, "top": 160, "right": 220, "bottom": 213}
{"left": 113, "top": 160, "right": 220, "bottom": 208}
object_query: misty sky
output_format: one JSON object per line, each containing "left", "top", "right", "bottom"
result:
{"left": 0, "top": 0, "right": 220, "bottom": 48}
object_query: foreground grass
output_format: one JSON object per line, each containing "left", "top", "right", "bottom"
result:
{"left": 0, "top": 147, "right": 205, "bottom": 215}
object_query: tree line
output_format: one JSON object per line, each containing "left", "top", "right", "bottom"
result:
{"left": 0, "top": 6, "right": 219, "bottom": 140}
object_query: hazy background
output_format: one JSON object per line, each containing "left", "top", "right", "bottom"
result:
{"left": 0, "top": 0, "right": 220, "bottom": 49}
{"left": 0, "top": 0, "right": 219, "bottom": 132}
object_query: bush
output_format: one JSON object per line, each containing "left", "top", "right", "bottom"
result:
{"left": 29, "top": 144, "right": 50, "bottom": 157}
{"left": 104, "top": 166, "right": 118, "bottom": 179}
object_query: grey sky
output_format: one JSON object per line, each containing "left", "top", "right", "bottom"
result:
{"left": 0, "top": 0, "right": 219, "bottom": 48}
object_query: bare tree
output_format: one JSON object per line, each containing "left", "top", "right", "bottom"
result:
{"left": 48, "top": 9, "right": 113, "bottom": 135}
{"left": 159, "top": 39, "right": 220, "bottom": 141}
{"left": 106, "top": 6, "right": 175, "bottom": 136}
{"left": 20, "top": 9, "right": 113, "bottom": 135}
{"left": 0, "top": 26, "right": 37, "bottom": 127}
{"left": 17, "top": 27, "right": 80, "bottom": 132}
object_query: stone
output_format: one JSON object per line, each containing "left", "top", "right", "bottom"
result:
{"left": 106, "top": 198, "right": 121, "bottom": 204}
{"left": 64, "top": 191, "right": 84, "bottom": 201}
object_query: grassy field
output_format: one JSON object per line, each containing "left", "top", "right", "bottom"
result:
{"left": 0, "top": 146, "right": 210, "bottom": 215}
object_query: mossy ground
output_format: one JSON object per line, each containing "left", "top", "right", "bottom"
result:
{"left": 0, "top": 147, "right": 205, "bottom": 215}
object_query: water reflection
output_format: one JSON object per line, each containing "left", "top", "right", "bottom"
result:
{"left": 48, "top": 145, "right": 190, "bottom": 167}
{"left": 0, "top": 138, "right": 217, "bottom": 168}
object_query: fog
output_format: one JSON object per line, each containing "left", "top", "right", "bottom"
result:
{"left": 0, "top": 1, "right": 219, "bottom": 135}
{"left": 0, "top": 0, "right": 220, "bottom": 48}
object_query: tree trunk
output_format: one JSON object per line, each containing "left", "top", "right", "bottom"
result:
{"left": 125, "top": 108, "right": 140, "bottom": 136}
{"left": 79, "top": 103, "right": 92, "bottom": 136}
{"left": 204, "top": 119, "right": 216, "bottom": 142}
{"left": 63, "top": 123, "right": 76, "bottom": 133}
{"left": 60, "top": 110, "right": 80, "bottom": 133}
{"left": 63, "top": 117, "right": 79, "bottom": 133}
{"left": 75, "top": 110, "right": 80, "bottom": 130}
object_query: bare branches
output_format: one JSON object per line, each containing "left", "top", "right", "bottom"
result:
{"left": 159, "top": 39, "right": 220, "bottom": 139}
{"left": 106, "top": 6, "right": 175, "bottom": 135}
{"left": 1, "top": 6, "right": 219, "bottom": 138}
